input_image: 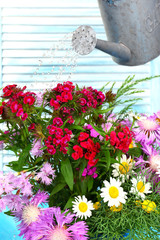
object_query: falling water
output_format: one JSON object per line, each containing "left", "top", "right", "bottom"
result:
{"left": 30, "top": 32, "right": 79, "bottom": 92}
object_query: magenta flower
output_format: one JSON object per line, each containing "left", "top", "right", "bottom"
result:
{"left": 53, "top": 117, "right": 63, "bottom": 127}
{"left": 82, "top": 165, "right": 98, "bottom": 179}
{"left": 36, "top": 163, "right": 56, "bottom": 185}
{"left": 30, "top": 138, "right": 43, "bottom": 157}
{"left": 28, "top": 207, "right": 89, "bottom": 240}
{"left": 85, "top": 124, "right": 100, "bottom": 138}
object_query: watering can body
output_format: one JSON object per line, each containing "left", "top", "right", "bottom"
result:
{"left": 98, "top": 0, "right": 160, "bottom": 66}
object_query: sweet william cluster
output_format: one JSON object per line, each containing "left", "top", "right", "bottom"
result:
{"left": 0, "top": 84, "right": 36, "bottom": 121}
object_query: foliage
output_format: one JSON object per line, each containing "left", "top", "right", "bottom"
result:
{"left": 0, "top": 77, "right": 160, "bottom": 239}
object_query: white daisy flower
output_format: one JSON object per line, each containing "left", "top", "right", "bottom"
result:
{"left": 112, "top": 155, "right": 134, "bottom": 182}
{"left": 100, "top": 177, "right": 127, "bottom": 207}
{"left": 72, "top": 195, "right": 94, "bottom": 220}
{"left": 130, "top": 177, "right": 152, "bottom": 199}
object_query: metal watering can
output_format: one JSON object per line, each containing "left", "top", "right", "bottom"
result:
{"left": 72, "top": 0, "right": 160, "bottom": 66}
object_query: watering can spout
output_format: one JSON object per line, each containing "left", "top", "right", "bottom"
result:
{"left": 95, "top": 39, "right": 131, "bottom": 62}
{"left": 72, "top": 25, "right": 131, "bottom": 64}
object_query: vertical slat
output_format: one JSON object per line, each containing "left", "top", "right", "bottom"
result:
{"left": 150, "top": 57, "right": 160, "bottom": 114}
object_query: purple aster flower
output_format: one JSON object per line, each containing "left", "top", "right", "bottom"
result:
{"left": 28, "top": 207, "right": 89, "bottom": 240}
{"left": 134, "top": 116, "right": 160, "bottom": 145}
{"left": 36, "top": 163, "right": 56, "bottom": 185}
{"left": 15, "top": 190, "right": 49, "bottom": 239}
{"left": 135, "top": 143, "right": 160, "bottom": 192}
{"left": 140, "top": 143, "right": 160, "bottom": 176}
{"left": 30, "top": 138, "right": 43, "bottom": 158}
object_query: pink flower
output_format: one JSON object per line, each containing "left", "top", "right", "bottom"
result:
{"left": 21, "top": 112, "right": 28, "bottom": 121}
{"left": 10, "top": 101, "right": 22, "bottom": 113}
{"left": 36, "top": 163, "right": 56, "bottom": 185}
{"left": 61, "top": 91, "right": 73, "bottom": 102}
{"left": 30, "top": 139, "right": 43, "bottom": 157}
{"left": 50, "top": 99, "right": 60, "bottom": 110}
{"left": 79, "top": 98, "right": 87, "bottom": 106}
{"left": 16, "top": 108, "right": 24, "bottom": 117}
{"left": 23, "top": 95, "right": 35, "bottom": 105}
{"left": 53, "top": 117, "right": 63, "bottom": 127}
{"left": 47, "top": 145, "right": 56, "bottom": 155}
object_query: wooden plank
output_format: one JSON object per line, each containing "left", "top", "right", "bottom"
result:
{"left": 0, "top": 0, "right": 98, "bottom": 8}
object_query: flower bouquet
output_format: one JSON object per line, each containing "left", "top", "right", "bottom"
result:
{"left": 0, "top": 76, "right": 160, "bottom": 240}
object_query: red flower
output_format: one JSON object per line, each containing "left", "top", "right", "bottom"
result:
{"left": 21, "top": 112, "right": 28, "bottom": 121}
{"left": 53, "top": 117, "right": 63, "bottom": 127}
{"left": 16, "top": 108, "right": 24, "bottom": 117}
{"left": 80, "top": 138, "right": 94, "bottom": 150}
{"left": 79, "top": 98, "right": 86, "bottom": 106}
{"left": 78, "top": 132, "right": 89, "bottom": 142}
{"left": 88, "top": 158, "right": 99, "bottom": 167}
{"left": 105, "top": 135, "right": 110, "bottom": 141}
{"left": 72, "top": 145, "right": 83, "bottom": 160}
{"left": 109, "top": 126, "right": 133, "bottom": 153}
{"left": 28, "top": 123, "right": 35, "bottom": 131}
{"left": 23, "top": 95, "right": 35, "bottom": 105}
{"left": 67, "top": 116, "right": 74, "bottom": 124}
{"left": 10, "top": 101, "right": 22, "bottom": 113}
{"left": 61, "top": 92, "right": 73, "bottom": 102}
{"left": 47, "top": 145, "right": 56, "bottom": 155}
{"left": 50, "top": 99, "right": 60, "bottom": 110}
{"left": 0, "top": 106, "right": 3, "bottom": 115}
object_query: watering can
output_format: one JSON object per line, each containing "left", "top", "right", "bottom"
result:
{"left": 72, "top": 0, "right": 160, "bottom": 66}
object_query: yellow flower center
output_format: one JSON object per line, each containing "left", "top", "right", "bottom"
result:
{"left": 110, "top": 203, "right": 123, "bottom": 212}
{"left": 129, "top": 141, "right": 134, "bottom": 148}
{"left": 93, "top": 202, "right": 101, "bottom": 210}
{"left": 142, "top": 200, "right": 156, "bottom": 213}
{"left": 79, "top": 202, "right": 88, "bottom": 213}
{"left": 137, "top": 181, "right": 145, "bottom": 193}
{"left": 119, "top": 162, "right": 129, "bottom": 174}
{"left": 109, "top": 186, "right": 119, "bottom": 198}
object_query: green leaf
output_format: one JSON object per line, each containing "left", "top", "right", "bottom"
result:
{"left": 64, "top": 196, "right": 74, "bottom": 209}
{"left": 96, "top": 107, "right": 114, "bottom": 114}
{"left": 80, "top": 178, "right": 88, "bottom": 195}
{"left": 7, "top": 144, "right": 32, "bottom": 171}
{"left": 79, "top": 161, "right": 87, "bottom": 179}
{"left": 61, "top": 158, "right": 74, "bottom": 191}
{"left": 87, "top": 177, "right": 94, "bottom": 192}
{"left": 18, "top": 144, "right": 32, "bottom": 171}
{"left": 50, "top": 182, "right": 66, "bottom": 196}
{"left": 69, "top": 125, "right": 85, "bottom": 131}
